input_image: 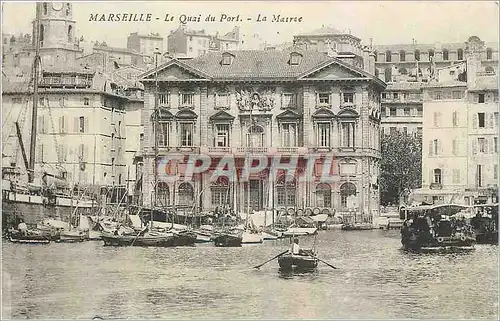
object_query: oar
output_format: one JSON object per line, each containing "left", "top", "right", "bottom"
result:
{"left": 130, "top": 229, "right": 144, "bottom": 246}
{"left": 253, "top": 250, "right": 289, "bottom": 269}
{"left": 315, "top": 256, "right": 338, "bottom": 269}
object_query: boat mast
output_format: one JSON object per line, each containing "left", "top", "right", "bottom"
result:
{"left": 28, "top": 2, "right": 41, "bottom": 183}
{"left": 152, "top": 48, "right": 161, "bottom": 228}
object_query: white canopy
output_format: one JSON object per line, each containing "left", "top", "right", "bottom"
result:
{"left": 128, "top": 215, "right": 143, "bottom": 229}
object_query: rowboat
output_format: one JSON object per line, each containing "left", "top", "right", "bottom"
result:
{"left": 8, "top": 229, "right": 51, "bottom": 244}
{"left": 278, "top": 252, "right": 318, "bottom": 272}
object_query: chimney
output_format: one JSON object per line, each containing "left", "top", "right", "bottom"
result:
{"left": 363, "top": 46, "right": 375, "bottom": 75}
{"left": 233, "top": 26, "right": 240, "bottom": 40}
{"left": 466, "top": 51, "right": 478, "bottom": 88}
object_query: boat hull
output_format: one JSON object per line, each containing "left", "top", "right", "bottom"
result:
{"left": 278, "top": 253, "right": 318, "bottom": 272}
{"left": 8, "top": 235, "right": 51, "bottom": 244}
{"left": 173, "top": 231, "right": 197, "bottom": 246}
{"left": 475, "top": 231, "right": 498, "bottom": 245}
{"left": 341, "top": 223, "right": 374, "bottom": 231}
{"left": 242, "top": 231, "right": 263, "bottom": 244}
{"left": 283, "top": 227, "right": 318, "bottom": 236}
{"left": 101, "top": 233, "right": 175, "bottom": 247}
{"left": 212, "top": 234, "right": 242, "bottom": 247}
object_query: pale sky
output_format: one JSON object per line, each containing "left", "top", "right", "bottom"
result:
{"left": 2, "top": 1, "right": 499, "bottom": 48}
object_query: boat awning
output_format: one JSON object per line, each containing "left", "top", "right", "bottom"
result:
{"left": 311, "top": 214, "right": 328, "bottom": 222}
{"left": 42, "top": 219, "right": 71, "bottom": 229}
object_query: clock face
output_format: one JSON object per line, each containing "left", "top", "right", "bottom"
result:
{"left": 52, "top": 3, "right": 64, "bottom": 11}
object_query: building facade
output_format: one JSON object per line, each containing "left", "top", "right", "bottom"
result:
{"left": 417, "top": 49, "right": 498, "bottom": 205}
{"left": 138, "top": 49, "right": 385, "bottom": 220}
{"left": 374, "top": 36, "right": 498, "bottom": 136}
{"left": 167, "top": 24, "right": 240, "bottom": 58}
{"left": 127, "top": 32, "right": 164, "bottom": 58}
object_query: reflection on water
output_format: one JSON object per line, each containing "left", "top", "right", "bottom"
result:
{"left": 2, "top": 230, "right": 498, "bottom": 319}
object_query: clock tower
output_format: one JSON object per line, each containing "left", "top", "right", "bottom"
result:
{"left": 31, "top": 2, "right": 83, "bottom": 66}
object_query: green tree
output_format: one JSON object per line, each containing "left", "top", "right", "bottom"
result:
{"left": 380, "top": 131, "right": 422, "bottom": 206}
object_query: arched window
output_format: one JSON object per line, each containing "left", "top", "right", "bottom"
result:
{"left": 384, "top": 68, "right": 392, "bottom": 83}
{"left": 457, "top": 48, "right": 464, "bottom": 60}
{"left": 68, "top": 25, "right": 73, "bottom": 42}
{"left": 433, "top": 169, "right": 442, "bottom": 184}
{"left": 414, "top": 49, "right": 420, "bottom": 61}
{"left": 399, "top": 67, "right": 408, "bottom": 75}
{"left": 39, "top": 24, "right": 44, "bottom": 44}
{"left": 276, "top": 175, "right": 296, "bottom": 207}
{"left": 211, "top": 176, "right": 229, "bottom": 207}
{"left": 442, "top": 49, "right": 449, "bottom": 61}
{"left": 178, "top": 182, "right": 194, "bottom": 206}
{"left": 157, "top": 182, "right": 170, "bottom": 206}
{"left": 42, "top": 3, "right": 48, "bottom": 15}
{"left": 316, "top": 183, "right": 331, "bottom": 207}
{"left": 486, "top": 48, "right": 493, "bottom": 60}
{"left": 399, "top": 50, "right": 406, "bottom": 62}
{"left": 485, "top": 66, "right": 495, "bottom": 75}
{"left": 385, "top": 50, "right": 391, "bottom": 62}
{"left": 340, "top": 182, "right": 357, "bottom": 208}
{"left": 247, "top": 125, "right": 264, "bottom": 147}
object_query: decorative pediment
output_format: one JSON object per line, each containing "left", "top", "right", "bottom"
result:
{"left": 175, "top": 109, "right": 198, "bottom": 120}
{"left": 312, "top": 108, "right": 336, "bottom": 119}
{"left": 298, "top": 58, "right": 380, "bottom": 83}
{"left": 337, "top": 108, "right": 359, "bottom": 118}
{"left": 139, "top": 60, "right": 211, "bottom": 82}
{"left": 276, "top": 110, "right": 301, "bottom": 121}
{"left": 151, "top": 107, "right": 174, "bottom": 121}
{"left": 209, "top": 110, "right": 235, "bottom": 122}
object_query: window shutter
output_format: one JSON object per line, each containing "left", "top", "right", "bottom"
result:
{"left": 489, "top": 138, "right": 494, "bottom": 154}
{"left": 490, "top": 113, "right": 495, "bottom": 128}
{"left": 428, "top": 140, "right": 433, "bottom": 156}
{"left": 85, "top": 117, "right": 89, "bottom": 133}
{"left": 484, "top": 139, "right": 489, "bottom": 153}
{"left": 438, "top": 139, "right": 443, "bottom": 155}
{"left": 74, "top": 117, "right": 79, "bottom": 133}
{"left": 441, "top": 169, "right": 445, "bottom": 185}
{"left": 473, "top": 114, "right": 478, "bottom": 128}
{"left": 429, "top": 169, "right": 433, "bottom": 185}
{"left": 472, "top": 139, "right": 477, "bottom": 154}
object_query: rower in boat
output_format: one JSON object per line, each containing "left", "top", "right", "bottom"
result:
{"left": 278, "top": 237, "right": 318, "bottom": 271}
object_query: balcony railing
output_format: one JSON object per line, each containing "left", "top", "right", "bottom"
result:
{"left": 275, "top": 147, "right": 298, "bottom": 154}
{"left": 208, "top": 146, "right": 231, "bottom": 154}
{"left": 236, "top": 147, "right": 269, "bottom": 154}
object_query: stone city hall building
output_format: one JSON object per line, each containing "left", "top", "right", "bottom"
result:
{"left": 138, "top": 48, "right": 385, "bottom": 219}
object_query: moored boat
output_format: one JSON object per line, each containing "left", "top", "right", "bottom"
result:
{"left": 241, "top": 230, "right": 263, "bottom": 244}
{"left": 212, "top": 230, "right": 243, "bottom": 247}
{"left": 172, "top": 230, "right": 197, "bottom": 246}
{"left": 7, "top": 229, "right": 51, "bottom": 244}
{"left": 101, "top": 231, "right": 175, "bottom": 247}
{"left": 400, "top": 204, "right": 476, "bottom": 252}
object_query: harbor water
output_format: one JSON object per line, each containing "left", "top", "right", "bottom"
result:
{"left": 2, "top": 230, "right": 498, "bottom": 319}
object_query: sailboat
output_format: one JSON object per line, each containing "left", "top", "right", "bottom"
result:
{"left": 2, "top": 3, "right": 94, "bottom": 234}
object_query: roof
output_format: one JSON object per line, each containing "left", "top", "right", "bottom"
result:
{"left": 423, "top": 81, "right": 468, "bottom": 88}
{"left": 93, "top": 45, "right": 142, "bottom": 55}
{"left": 385, "top": 82, "right": 423, "bottom": 91}
{"left": 297, "top": 26, "right": 342, "bottom": 36}
{"left": 140, "top": 49, "right": 385, "bottom": 87}
{"left": 183, "top": 49, "right": 333, "bottom": 79}
{"left": 42, "top": 65, "right": 95, "bottom": 75}
{"left": 374, "top": 41, "right": 499, "bottom": 53}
